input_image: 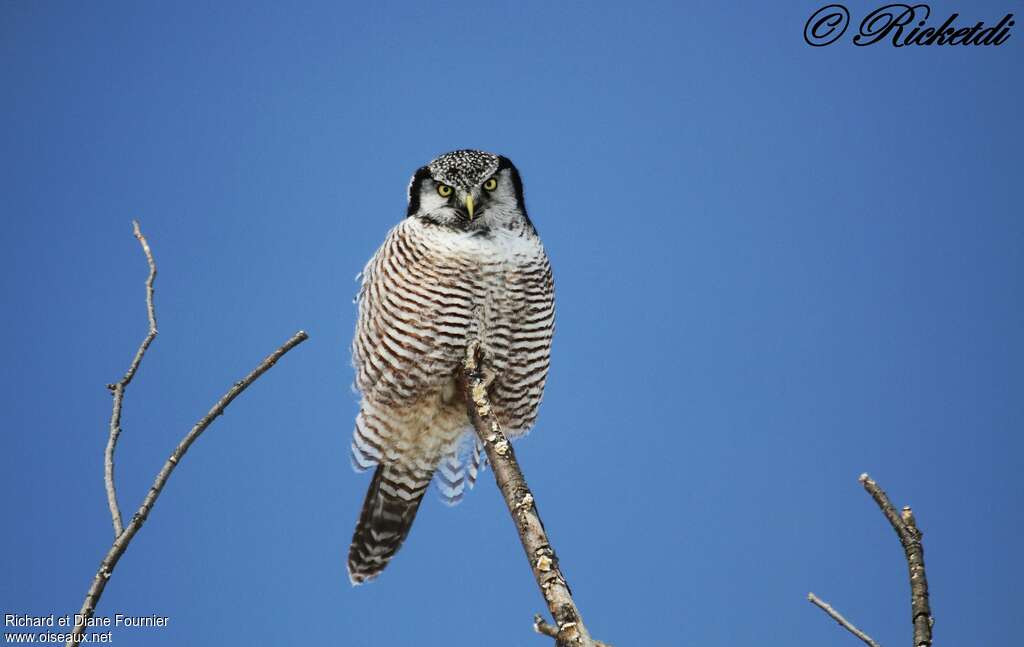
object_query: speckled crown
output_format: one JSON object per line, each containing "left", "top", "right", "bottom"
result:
{"left": 428, "top": 150, "right": 501, "bottom": 189}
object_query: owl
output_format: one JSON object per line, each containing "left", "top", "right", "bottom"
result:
{"left": 347, "top": 150, "right": 555, "bottom": 584}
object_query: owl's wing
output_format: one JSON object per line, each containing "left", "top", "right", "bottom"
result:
{"left": 353, "top": 221, "right": 472, "bottom": 402}
{"left": 489, "top": 249, "right": 556, "bottom": 436}
{"left": 351, "top": 220, "right": 470, "bottom": 470}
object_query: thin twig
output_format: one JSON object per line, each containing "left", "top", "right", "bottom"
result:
{"left": 807, "top": 592, "right": 882, "bottom": 647}
{"left": 859, "top": 473, "right": 933, "bottom": 647}
{"left": 68, "top": 330, "right": 308, "bottom": 646}
{"left": 104, "top": 220, "right": 158, "bottom": 537}
{"left": 463, "top": 342, "right": 609, "bottom": 647}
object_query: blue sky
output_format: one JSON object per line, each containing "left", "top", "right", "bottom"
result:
{"left": 2, "top": 1, "right": 1021, "bottom": 645}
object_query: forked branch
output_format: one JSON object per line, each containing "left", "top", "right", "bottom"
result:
{"left": 462, "top": 342, "right": 610, "bottom": 647}
{"left": 68, "top": 223, "right": 307, "bottom": 646}
{"left": 808, "top": 473, "right": 934, "bottom": 647}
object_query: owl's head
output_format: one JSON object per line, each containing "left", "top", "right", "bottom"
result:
{"left": 406, "top": 150, "right": 531, "bottom": 232}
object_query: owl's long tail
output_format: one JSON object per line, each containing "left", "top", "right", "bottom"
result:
{"left": 347, "top": 463, "right": 432, "bottom": 584}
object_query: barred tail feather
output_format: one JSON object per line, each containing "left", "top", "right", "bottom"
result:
{"left": 468, "top": 437, "right": 487, "bottom": 487}
{"left": 347, "top": 464, "right": 431, "bottom": 585}
{"left": 435, "top": 434, "right": 488, "bottom": 506}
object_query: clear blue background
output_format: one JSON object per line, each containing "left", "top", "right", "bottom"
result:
{"left": 2, "top": 1, "right": 1021, "bottom": 645}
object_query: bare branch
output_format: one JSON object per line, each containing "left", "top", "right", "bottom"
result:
{"left": 104, "top": 220, "right": 159, "bottom": 537}
{"left": 68, "top": 329, "right": 308, "bottom": 646}
{"left": 807, "top": 592, "right": 882, "bottom": 647}
{"left": 859, "top": 473, "right": 933, "bottom": 647}
{"left": 463, "top": 342, "right": 609, "bottom": 647}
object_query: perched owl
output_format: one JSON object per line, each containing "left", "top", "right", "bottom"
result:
{"left": 347, "top": 150, "right": 555, "bottom": 584}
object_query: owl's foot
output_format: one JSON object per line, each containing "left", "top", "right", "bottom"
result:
{"left": 464, "top": 340, "right": 497, "bottom": 389}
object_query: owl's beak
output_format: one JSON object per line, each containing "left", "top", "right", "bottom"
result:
{"left": 463, "top": 194, "right": 475, "bottom": 220}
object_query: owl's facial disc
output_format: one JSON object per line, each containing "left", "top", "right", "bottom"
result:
{"left": 406, "top": 150, "right": 531, "bottom": 231}
{"left": 432, "top": 181, "right": 477, "bottom": 220}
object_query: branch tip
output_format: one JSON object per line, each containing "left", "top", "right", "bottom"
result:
{"left": 104, "top": 221, "right": 160, "bottom": 538}
{"left": 807, "top": 592, "right": 881, "bottom": 647}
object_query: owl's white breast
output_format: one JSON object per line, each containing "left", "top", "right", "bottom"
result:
{"left": 413, "top": 218, "right": 544, "bottom": 267}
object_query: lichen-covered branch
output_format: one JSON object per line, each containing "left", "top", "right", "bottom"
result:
{"left": 859, "top": 473, "right": 933, "bottom": 647}
{"left": 534, "top": 615, "right": 612, "bottom": 647}
{"left": 104, "top": 220, "right": 158, "bottom": 537}
{"left": 808, "top": 474, "right": 934, "bottom": 647}
{"left": 462, "top": 342, "right": 609, "bottom": 647}
{"left": 807, "top": 592, "right": 882, "bottom": 647}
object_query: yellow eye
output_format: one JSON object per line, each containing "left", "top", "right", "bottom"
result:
{"left": 437, "top": 184, "right": 453, "bottom": 197}
{"left": 483, "top": 177, "right": 498, "bottom": 191}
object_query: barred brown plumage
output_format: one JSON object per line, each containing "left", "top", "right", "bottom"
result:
{"left": 347, "top": 150, "right": 554, "bottom": 584}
